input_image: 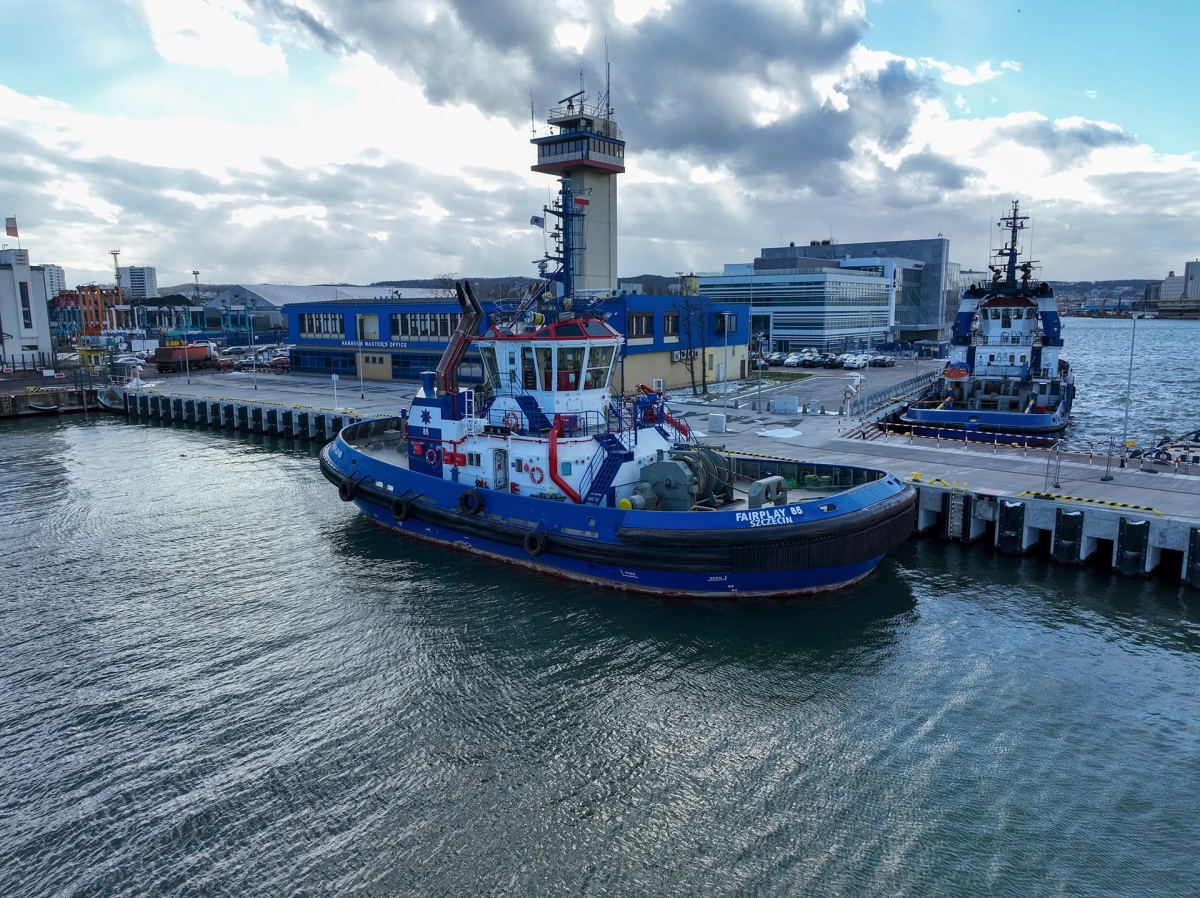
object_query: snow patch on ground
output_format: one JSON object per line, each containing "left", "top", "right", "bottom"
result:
{"left": 757, "top": 427, "right": 802, "bottom": 439}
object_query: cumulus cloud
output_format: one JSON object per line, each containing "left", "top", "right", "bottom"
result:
{"left": 919, "top": 57, "right": 1016, "bottom": 86}
{"left": 135, "top": 0, "right": 288, "bottom": 76}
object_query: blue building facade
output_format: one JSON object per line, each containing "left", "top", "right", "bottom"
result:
{"left": 282, "top": 294, "right": 749, "bottom": 393}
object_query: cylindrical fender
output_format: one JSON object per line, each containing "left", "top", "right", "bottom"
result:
{"left": 523, "top": 530, "right": 548, "bottom": 557}
{"left": 338, "top": 478, "right": 358, "bottom": 502}
{"left": 458, "top": 488, "right": 485, "bottom": 516}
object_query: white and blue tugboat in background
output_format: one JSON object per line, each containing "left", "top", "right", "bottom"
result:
{"left": 902, "top": 201, "right": 1074, "bottom": 442}
{"left": 320, "top": 178, "right": 916, "bottom": 597}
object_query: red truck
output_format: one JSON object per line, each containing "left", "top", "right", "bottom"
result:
{"left": 152, "top": 343, "right": 218, "bottom": 372}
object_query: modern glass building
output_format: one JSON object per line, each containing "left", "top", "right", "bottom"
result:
{"left": 757, "top": 238, "right": 955, "bottom": 341}
{"left": 697, "top": 264, "right": 893, "bottom": 352}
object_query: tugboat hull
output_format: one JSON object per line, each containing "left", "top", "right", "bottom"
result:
{"left": 321, "top": 441, "right": 917, "bottom": 598}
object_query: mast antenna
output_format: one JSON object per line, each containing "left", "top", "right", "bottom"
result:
{"left": 530, "top": 90, "right": 536, "bottom": 137}
{"left": 605, "top": 37, "right": 612, "bottom": 118}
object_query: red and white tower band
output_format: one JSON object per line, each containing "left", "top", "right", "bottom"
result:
{"left": 531, "top": 87, "right": 625, "bottom": 296}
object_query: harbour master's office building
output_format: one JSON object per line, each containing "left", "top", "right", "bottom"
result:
{"left": 283, "top": 293, "right": 749, "bottom": 393}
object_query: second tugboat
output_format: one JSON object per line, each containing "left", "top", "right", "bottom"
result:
{"left": 902, "top": 201, "right": 1074, "bottom": 442}
{"left": 320, "top": 176, "right": 916, "bottom": 597}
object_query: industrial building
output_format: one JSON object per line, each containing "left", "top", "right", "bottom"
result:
{"left": 0, "top": 248, "right": 54, "bottom": 368}
{"left": 1154, "top": 261, "right": 1200, "bottom": 318}
{"left": 281, "top": 293, "right": 748, "bottom": 392}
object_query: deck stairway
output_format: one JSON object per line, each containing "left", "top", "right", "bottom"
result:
{"left": 583, "top": 432, "right": 635, "bottom": 506}
{"left": 515, "top": 393, "right": 553, "bottom": 432}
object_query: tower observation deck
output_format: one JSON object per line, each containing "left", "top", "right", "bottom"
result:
{"left": 531, "top": 90, "right": 624, "bottom": 295}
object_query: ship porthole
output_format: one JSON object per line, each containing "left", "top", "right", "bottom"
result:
{"left": 458, "top": 488, "right": 485, "bottom": 516}
{"left": 524, "top": 530, "right": 547, "bottom": 557}
{"left": 338, "top": 478, "right": 358, "bottom": 502}
{"left": 391, "top": 496, "right": 411, "bottom": 522}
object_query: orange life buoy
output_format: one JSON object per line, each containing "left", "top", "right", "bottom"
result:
{"left": 527, "top": 465, "right": 544, "bottom": 484}
{"left": 503, "top": 410, "right": 520, "bottom": 430}
{"left": 843, "top": 388, "right": 856, "bottom": 402}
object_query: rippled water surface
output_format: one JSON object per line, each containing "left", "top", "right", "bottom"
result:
{"left": 1063, "top": 317, "right": 1200, "bottom": 445}
{"left": 4, "top": 416, "right": 1200, "bottom": 896}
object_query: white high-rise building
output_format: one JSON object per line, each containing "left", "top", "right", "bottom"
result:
{"left": 42, "top": 263, "right": 66, "bottom": 298}
{"left": 117, "top": 265, "right": 158, "bottom": 301}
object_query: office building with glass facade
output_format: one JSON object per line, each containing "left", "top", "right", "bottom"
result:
{"left": 756, "top": 237, "right": 955, "bottom": 341}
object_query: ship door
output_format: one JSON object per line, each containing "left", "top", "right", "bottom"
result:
{"left": 492, "top": 449, "right": 509, "bottom": 489}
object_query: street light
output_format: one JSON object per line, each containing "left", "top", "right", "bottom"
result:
{"left": 1121, "top": 312, "right": 1139, "bottom": 449}
{"left": 721, "top": 310, "right": 731, "bottom": 414}
{"left": 248, "top": 297, "right": 257, "bottom": 390}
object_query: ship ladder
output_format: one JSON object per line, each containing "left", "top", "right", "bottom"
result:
{"left": 947, "top": 487, "right": 966, "bottom": 540}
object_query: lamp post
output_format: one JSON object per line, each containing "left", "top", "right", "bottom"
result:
{"left": 1121, "top": 313, "right": 1139, "bottom": 449}
{"left": 183, "top": 327, "right": 191, "bottom": 384}
{"left": 248, "top": 298, "right": 257, "bottom": 390}
{"left": 722, "top": 311, "right": 731, "bottom": 414}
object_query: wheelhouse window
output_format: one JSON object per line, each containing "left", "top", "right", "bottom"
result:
{"left": 557, "top": 346, "right": 585, "bottom": 390}
{"left": 479, "top": 345, "right": 499, "bottom": 383}
{"left": 535, "top": 346, "right": 553, "bottom": 391}
{"left": 583, "top": 345, "right": 615, "bottom": 390}
{"left": 521, "top": 346, "right": 537, "bottom": 390}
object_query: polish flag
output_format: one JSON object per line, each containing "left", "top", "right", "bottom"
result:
{"left": 573, "top": 196, "right": 589, "bottom": 206}
{"left": 4, "top": 217, "right": 16, "bottom": 238}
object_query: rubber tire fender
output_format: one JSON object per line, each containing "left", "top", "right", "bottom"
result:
{"left": 458, "top": 488, "right": 485, "bottom": 516}
{"left": 391, "top": 496, "right": 411, "bottom": 522}
{"left": 338, "top": 478, "right": 358, "bottom": 502}
{"left": 523, "top": 529, "right": 548, "bottom": 557}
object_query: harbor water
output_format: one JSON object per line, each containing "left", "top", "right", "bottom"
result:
{"left": 1060, "top": 317, "right": 1200, "bottom": 446}
{"left": 4, "top": 414, "right": 1200, "bottom": 895}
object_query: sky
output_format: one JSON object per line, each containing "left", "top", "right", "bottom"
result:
{"left": 2, "top": 0, "right": 1198, "bottom": 289}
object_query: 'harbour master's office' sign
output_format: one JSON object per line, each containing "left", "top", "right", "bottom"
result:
{"left": 340, "top": 340, "right": 410, "bottom": 349}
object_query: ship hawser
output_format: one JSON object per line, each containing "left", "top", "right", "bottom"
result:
{"left": 319, "top": 179, "right": 915, "bottom": 597}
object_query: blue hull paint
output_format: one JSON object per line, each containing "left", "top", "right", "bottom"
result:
{"left": 353, "top": 494, "right": 884, "bottom": 597}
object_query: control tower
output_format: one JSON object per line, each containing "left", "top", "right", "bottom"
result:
{"left": 531, "top": 86, "right": 625, "bottom": 295}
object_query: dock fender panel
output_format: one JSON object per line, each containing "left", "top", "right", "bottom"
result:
{"left": 998, "top": 500, "right": 1026, "bottom": 555}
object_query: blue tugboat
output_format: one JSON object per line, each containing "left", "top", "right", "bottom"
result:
{"left": 319, "top": 178, "right": 915, "bottom": 597}
{"left": 902, "top": 201, "right": 1074, "bottom": 441}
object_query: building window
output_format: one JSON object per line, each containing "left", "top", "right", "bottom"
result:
{"left": 663, "top": 313, "right": 679, "bottom": 337}
{"left": 715, "top": 312, "right": 736, "bottom": 334}
{"left": 292, "top": 349, "right": 356, "bottom": 374}
{"left": 299, "top": 312, "right": 345, "bottom": 339}
{"left": 19, "top": 282, "right": 32, "bottom": 329}
{"left": 390, "top": 311, "right": 461, "bottom": 340}
{"left": 627, "top": 313, "right": 653, "bottom": 337}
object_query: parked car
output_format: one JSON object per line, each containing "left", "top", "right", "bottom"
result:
{"left": 783, "top": 353, "right": 803, "bottom": 368}
{"left": 269, "top": 356, "right": 291, "bottom": 372}
{"left": 799, "top": 356, "right": 822, "bottom": 368}
{"left": 767, "top": 352, "right": 786, "bottom": 366}
{"left": 748, "top": 357, "right": 770, "bottom": 371}
{"left": 216, "top": 358, "right": 236, "bottom": 371}
{"left": 869, "top": 355, "right": 896, "bottom": 367}
{"left": 821, "top": 355, "right": 843, "bottom": 369}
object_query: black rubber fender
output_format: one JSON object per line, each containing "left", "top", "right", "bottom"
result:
{"left": 338, "top": 478, "right": 358, "bottom": 502}
{"left": 458, "top": 488, "right": 485, "bottom": 516}
{"left": 523, "top": 529, "right": 548, "bottom": 557}
{"left": 391, "top": 496, "right": 411, "bottom": 522}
